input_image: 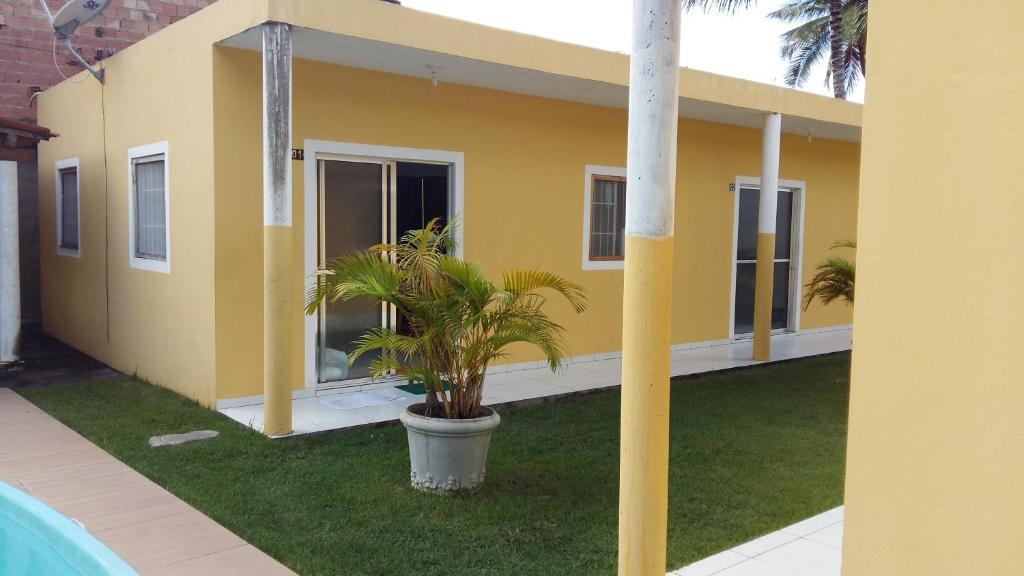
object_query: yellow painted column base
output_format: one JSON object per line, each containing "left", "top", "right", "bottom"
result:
{"left": 263, "top": 225, "right": 293, "bottom": 437}
{"left": 619, "top": 235, "right": 674, "bottom": 576}
{"left": 752, "top": 232, "right": 776, "bottom": 361}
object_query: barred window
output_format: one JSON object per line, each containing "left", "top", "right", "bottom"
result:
{"left": 589, "top": 175, "right": 626, "bottom": 261}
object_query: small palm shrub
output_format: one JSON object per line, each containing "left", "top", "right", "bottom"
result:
{"left": 802, "top": 239, "right": 856, "bottom": 310}
{"left": 306, "top": 220, "right": 587, "bottom": 419}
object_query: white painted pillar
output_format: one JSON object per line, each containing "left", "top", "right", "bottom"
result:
{"left": 262, "top": 22, "right": 293, "bottom": 436}
{"left": 752, "top": 112, "right": 782, "bottom": 361}
{"left": 0, "top": 161, "right": 20, "bottom": 363}
{"left": 618, "top": 0, "right": 681, "bottom": 575}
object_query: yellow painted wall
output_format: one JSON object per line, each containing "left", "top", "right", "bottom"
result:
{"left": 842, "top": 2, "right": 1024, "bottom": 574}
{"left": 212, "top": 49, "right": 859, "bottom": 400}
{"left": 35, "top": 82, "right": 107, "bottom": 363}
{"left": 36, "top": 0, "right": 264, "bottom": 407}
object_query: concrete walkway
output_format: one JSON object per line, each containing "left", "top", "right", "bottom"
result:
{"left": 0, "top": 388, "right": 296, "bottom": 576}
{"left": 670, "top": 507, "right": 844, "bottom": 576}
{"left": 222, "top": 327, "right": 852, "bottom": 436}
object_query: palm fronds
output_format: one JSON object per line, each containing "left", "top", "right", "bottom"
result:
{"left": 683, "top": 0, "right": 756, "bottom": 13}
{"left": 802, "top": 239, "right": 855, "bottom": 311}
{"left": 776, "top": 13, "right": 831, "bottom": 88}
{"left": 686, "top": 0, "right": 867, "bottom": 98}
{"left": 767, "top": 0, "right": 868, "bottom": 96}
{"left": 306, "top": 218, "right": 587, "bottom": 420}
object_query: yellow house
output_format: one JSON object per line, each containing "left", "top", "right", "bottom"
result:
{"left": 36, "top": 0, "right": 860, "bottom": 415}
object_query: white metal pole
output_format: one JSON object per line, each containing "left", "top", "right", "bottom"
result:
{"left": 0, "top": 161, "right": 21, "bottom": 363}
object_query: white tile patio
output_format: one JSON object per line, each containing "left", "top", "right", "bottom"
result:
{"left": 221, "top": 326, "right": 852, "bottom": 436}
{"left": 670, "top": 506, "right": 845, "bottom": 576}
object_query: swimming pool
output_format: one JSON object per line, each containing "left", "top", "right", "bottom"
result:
{"left": 0, "top": 482, "right": 138, "bottom": 576}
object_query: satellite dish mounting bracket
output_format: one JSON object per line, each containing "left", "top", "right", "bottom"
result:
{"left": 62, "top": 36, "right": 105, "bottom": 83}
{"left": 38, "top": 0, "right": 111, "bottom": 83}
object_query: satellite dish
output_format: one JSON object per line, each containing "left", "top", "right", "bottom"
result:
{"left": 52, "top": 0, "right": 112, "bottom": 39}
{"left": 37, "top": 0, "right": 111, "bottom": 83}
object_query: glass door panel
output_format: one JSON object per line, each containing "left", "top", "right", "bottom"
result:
{"left": 771, "top": 261, "right": 790, "bottom": 330}
{"left": 775, "top": 190, "right": 793, "bottom": 258}
{"left": 734, "top": 261, "right": 757, "bottom": 335}
{"left": 736, "top": 188, "right": 759, "bottom": 261}
{"left": 318, "top": 159, "right": 386, "bottom": 384}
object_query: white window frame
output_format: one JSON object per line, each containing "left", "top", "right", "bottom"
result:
{"left": 127, "top": 141, "right": 170, "bottom": 274}
{"left": 728, "top": 176, "right": 807, "bottom": 340}
{"left": 55, "top": 157, "right": 81, "bottom": 258}
{"left": 582, "top": 164, "right": 627, "bottom": 270}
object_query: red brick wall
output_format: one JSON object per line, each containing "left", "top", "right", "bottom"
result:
{"left": 0, "top": 0, "right": 216, "bottom": 123}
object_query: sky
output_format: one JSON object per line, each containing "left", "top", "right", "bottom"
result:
{"left": 400, "top": 0, "right": 865, "bottom": 103}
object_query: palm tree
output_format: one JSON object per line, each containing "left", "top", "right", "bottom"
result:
{"left": 802, "top": 239, "right": 855, "bottom": 310}
{"left": 305, "top": 220, "right": 587, "bottom": 420}
{"left": 684, "top": 0, "right": 867, "bottom": 99}
{"left": 769, "top": 0, "right": 867, "bottom": 98}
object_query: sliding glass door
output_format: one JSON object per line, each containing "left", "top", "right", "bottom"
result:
{"left": 317, "top": 159, "right": 394, "bottom": 385}
{"left": 733, "top": 185, "right": 797, "bottom": 337}
{"left": 316, "top": 157, "right": 452, "bottom": 388}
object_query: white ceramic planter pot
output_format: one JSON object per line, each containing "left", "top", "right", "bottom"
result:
{"left": 399, "top": 404, "right": 501, "bottom": 495}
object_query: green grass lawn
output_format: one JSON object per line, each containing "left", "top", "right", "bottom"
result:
{"left": 19, "top": 353, "right": 849, "bottom": 576}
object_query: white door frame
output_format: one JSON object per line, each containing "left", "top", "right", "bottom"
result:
{"left": 302, "top": 139, "right": 464, "bottom": 393}
{"left": 728, "top": 176, "right": 806, "bottom": 341}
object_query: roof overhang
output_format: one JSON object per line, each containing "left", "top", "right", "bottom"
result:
{"left": 0, "top": 117, "right": 57, "bottom": 161}
{"left": 217, "top": 0, "right": 861, "bottom": 143}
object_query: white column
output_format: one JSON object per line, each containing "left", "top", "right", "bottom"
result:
{"left": 624, "top": 0, "right": 681, "bottom": 241}
{"left": 759, "top": 113, "right": 782, "bottom": 235}
{"left": 752, "top": 112, "right": 782, "bottom": 361}
{"left": 0, "top": 161, "right": 20, "bottom": 363}
{"left": 618, "top": 1, "right": 681, "bottom": 575}
{"left": 262, "top": 22, "right": 293, "bottom": 436}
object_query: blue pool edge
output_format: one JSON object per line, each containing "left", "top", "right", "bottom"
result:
{"left": 0, "top": 481, "right": 139, "bottom": 576}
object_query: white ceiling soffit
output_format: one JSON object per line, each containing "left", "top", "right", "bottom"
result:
{"left": 219, "top": 26, "right": 860, "bottom": 143}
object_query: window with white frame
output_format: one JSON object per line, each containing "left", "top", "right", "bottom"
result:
{"left": 55, "top": 158, "right": 80, "bottom": 257}
{"left": 582, "top": 165, "right": 627, "bottom": 269}
{"left": 128, "top": 142, "right": 169, "bottom": 273}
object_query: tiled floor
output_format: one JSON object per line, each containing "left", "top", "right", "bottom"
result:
{"left": 0, "top": 389, "right": 296, "bottom": 576}
{"left": 221, "top": 327, "right": 852, "bottom": 436}
{"left": 669, "top": 507, "right": 844, "bottom": 576}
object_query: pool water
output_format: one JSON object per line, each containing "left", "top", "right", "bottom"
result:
{"left": 0, "top": 482, "right": 137, "bottom": 576}
{"left": 0, "top": 514, "right": 82, "bottom": 575}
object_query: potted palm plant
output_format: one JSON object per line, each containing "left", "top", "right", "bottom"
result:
{"left": 306, "top": 220, "right": 586, "bottom": 494}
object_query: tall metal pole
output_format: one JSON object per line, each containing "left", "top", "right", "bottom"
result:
{"left": 752, "top": 113, "right": 781, "bottom": 361}
{"left": 618, "top": 1, "right": 681, "bottom": 574}
{"left": 0, "top": 161, "right": 20, "bottom": 364}
{"left": 262, "top": 22, "right": 293, "bottom": 436}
